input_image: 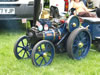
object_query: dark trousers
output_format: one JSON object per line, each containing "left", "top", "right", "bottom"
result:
{"left": 78, "top": 12, "right": 96, "bottom": 17}
{"left": 50, "top": 6, "right": 60, "bottom": 18}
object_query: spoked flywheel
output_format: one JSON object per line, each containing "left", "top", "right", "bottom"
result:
{"left": 67, "top": 28, "right": 91, "bottom": 60}
{"left": 31, "top": 40, "right": 55, "bottom": 66}
{"left": 67, "top": 15, "right": 80, "bottom": 32}
{"left": 14, "top": 35, "right": 32, "bottom": 59}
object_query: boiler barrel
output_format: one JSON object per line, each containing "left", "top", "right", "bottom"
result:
{"left": 43, "top": 30, "right": 59, "bottom": 41}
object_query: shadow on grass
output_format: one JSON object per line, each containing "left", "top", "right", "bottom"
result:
{"left": 91, "top": 44, "right": 98, "bottom": 51}
{"left": 0, "top": 20, "right": 27, "bottom": 34}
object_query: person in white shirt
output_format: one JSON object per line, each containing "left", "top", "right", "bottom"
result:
{"left": 70, "top": 0, "right": 96, "bottom": 17}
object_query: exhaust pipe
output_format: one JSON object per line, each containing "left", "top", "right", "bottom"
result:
{"left": 32, "top": 0, "right": 41, "bottom": 26}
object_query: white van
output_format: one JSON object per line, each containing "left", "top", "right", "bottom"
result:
{"left": 0, "top": 0, "right": 34, "bottom": 20}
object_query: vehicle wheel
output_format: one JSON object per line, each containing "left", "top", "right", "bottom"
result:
{"left": 96, "top": 8, "right": 100, "bottom": 18}
{"left": 97, "top": 43, "right": 100, "bottom": 51}
{"left": 67, "top": 15, "right": 80, "bottom": 32}
{"left": 93, "top": 40, "right": 100, "bottom": 51}
{"left": 31, "top": 40, "right": 55, "bottom": 66}
{"left": 67, "top": 28, "right": 91, "bottom": 60}
{"left": 14, "top": 35, "right": 32, "bottom": 59}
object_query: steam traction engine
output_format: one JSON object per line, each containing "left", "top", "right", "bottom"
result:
{"left": 14, "top": 0, "right": 92, "bottom": 66}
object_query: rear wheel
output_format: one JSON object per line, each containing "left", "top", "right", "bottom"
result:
{"left": 97, "top": 43, "right": 100, "bottom": 51}
{"left": 93, "top": 40, "right": 100, "bottom": 51}
{"left": 67, "top": 28, "right": 91, "bottom": 60}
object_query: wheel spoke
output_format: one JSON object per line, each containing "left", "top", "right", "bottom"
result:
{"left": 35, "top": 55, "right": 41, "bottom": 61}
{"left": 80, "top": 48, "right": 85, "bottom": 56}
{"left": 82, "top": 32, "right": 86, "bottom": 37}
{"left": 79, "top": 46, "right": 88, "bottom": 56}
{"left": 83, "top": 32, "right": 86, "bottom": 36}
{"left": 26, "top": 42, "right": 29, "bottom": 46}
{"left": 79, "top": 34, "right": 83, "bottom": 41}
{"left": 46, "top": 44, "right": 52, "bottom": 52}
{"left": 83, "top": 46, "right": 87, "bottom": 50}
{"left": 84, "top": 42, "right": 89, "bottom": 46}
{"left": 45, "top": 44, "right": 48, "bottom": 51}
{"left": 81, "top": 32, "right": 84, "bottom": 36}
{"left": 79, "top": 32, "right": 86, "bottom": 41}
{"left": 43, "top": 57, "right": 47, "bottom": 63}
{"left": 45, "top": 43, "right": 49, "bottom": 49}
{"left": 22, "top": 51, "right": 26, "bottom": 58}
{"left": 75, "top": 50, "right": 79, "bottom": 57}
{"left": 73, "top": 44, "right": 77, "bottom": 47}
{"left": 47, "top": 55, "right": 51, "bottom": 58}
{"left": 26, "top": 51, "right": 30, "bottom": 57}
{"left": 18, "top": 49, "right": 23, "bottom": 54}
{"left": 74, "top": 39, "right": 79, "bottom": 44}
{"left": 28, "top": 50, "right": 32, "bottom": 55}
{"left": 21, "top": 40, "right": 25, "bottom": 46}
{"left": 39, "top": 45, "right": 42, "bottom": 51}
{"left": 74, "top": 47, "right": 79, "bottom": 57}
{"left": 45, "top": 48, "right": 51, "bottom": 52}
{"left": 76, "top": 36, "right": 80, "bottom": 41}
{"left": 18, "top": 46, "right": 23, "bottom": 49}
{"left": 81, "top": 37, "right": 87, "bottom": 42}
{"left": 39, "top": 58, "right": 44, "bottom": 66}
{"left": 26, "top": 46, "right": 29, "bottom": 50}
{"left": 82, "top": 48, "right": 85, "bottom": 53}
{"left": 78, "top": 50, "right": 82, "bottom": 57}
{"left": 35, "top": 51, "right": 41, "bottom": 55}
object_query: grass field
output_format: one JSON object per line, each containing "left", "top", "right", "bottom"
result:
{"left": 0, "top": 22, "right": 100, "bottom": 75}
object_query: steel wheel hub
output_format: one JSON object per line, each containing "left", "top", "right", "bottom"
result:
{"left": 72, "top": 23, "right": 77, "bottom": 27}
{"left": 78, "top": 42, "right": 84, "bottom": 48}
{"left": 43, "top": 53, "right": 47, "bottom": 57}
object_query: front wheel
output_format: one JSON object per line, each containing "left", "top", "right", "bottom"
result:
{"left": 31, "top": 40, "right": 55, "bottom": 66}
{"left": 14, "top": 35, "right": 32, "bottom": 59}
{"left": 67, "top": 28, "right": 91, "bottom": 60}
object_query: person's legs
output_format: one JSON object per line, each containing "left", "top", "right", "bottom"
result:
{"left": 96, "top": 8, "right": 100, "bottom": 18}
{"left": 78, "top": 12, "right": 96, "bottom": 17}
{"left": 54, "top": 7, "right": 60, "bottom": 18}
{"left": 50, "top": 6, "right": 60, "bottom": 18}
{"left": 78, "top": 12, "right": 90, "bottom": 17}
{"left": 50, "top": 6, "right": 55, "bottom": 17}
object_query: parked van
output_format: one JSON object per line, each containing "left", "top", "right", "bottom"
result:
{"left": 0, "top": 0, "right": 34, "bottom": 21}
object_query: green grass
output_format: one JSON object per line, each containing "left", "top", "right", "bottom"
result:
{"left": 0, "top": 26, "right": 100, "bottom": 75}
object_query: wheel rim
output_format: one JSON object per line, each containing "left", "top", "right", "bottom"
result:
{"left": 34, "top": 42, "right": 54, "bottom": 66}
{"left": 72, "top": 31, "right": 91, "bottom": 59}
{"left": 15, "top": 36, "right": 31, "bottom": 59}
